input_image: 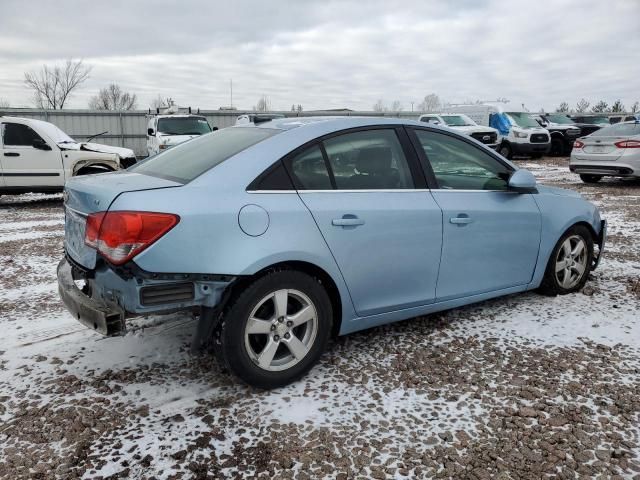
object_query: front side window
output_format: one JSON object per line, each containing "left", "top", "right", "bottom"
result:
{"left": 2, "top": 123, "right": 45, "bottom": 146}
{"left": 322, "top": 129, "right": 414, "bottom": 189}
{"left": 413, "top": 129, "right": 511, "bottom": 191}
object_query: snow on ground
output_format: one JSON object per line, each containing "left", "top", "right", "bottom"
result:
{"left": 0, "top": 160, "right": 639, "bottom": 479}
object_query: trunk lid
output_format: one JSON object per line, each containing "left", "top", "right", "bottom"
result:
{"left": 581, "top": 136, "right": 623, "bottom": 160}
{"left": 64, "top": 171, "right": 182, "bottom": 269}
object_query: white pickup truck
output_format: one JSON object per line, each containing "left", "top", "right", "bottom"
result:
{"left": 0, "top": 116, "right": 136, "bottom": 196}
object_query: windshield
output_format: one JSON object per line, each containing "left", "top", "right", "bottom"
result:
{"left": 441, "top": 115, "right": 476, "bottom": 127}
{"left": 157, "top": 116, "right": 212, "bottom": 135}
{"left": 546, "top": 114, "right": 574, "bottom": 125}
{"left": 35, "top": 121, "right": 76, "bottom": 143}
{"left": 131, "top": 127, "right": 279, "bottom": 183}
{"left": 506, "top": 112, "right": 541, "bottom": 128}
{"left": 579, "top": 116, "right": 610, "bottom": 125}
{"left": 591, "top": 122, "right": 640, "bottom": 137}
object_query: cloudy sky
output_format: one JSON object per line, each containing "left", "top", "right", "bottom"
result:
{"left": 0, "top": 0, "right": 638, "bottom": 112}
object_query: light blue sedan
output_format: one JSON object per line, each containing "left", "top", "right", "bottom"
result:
{"left": 57, "top": 117, "right": 606, "bottom": 388}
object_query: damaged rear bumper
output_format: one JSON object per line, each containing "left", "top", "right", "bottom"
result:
{"left": 57, "top": 258, "right": 125, "bottom": 335}
{"left": 57, "top": 256, "right": 236, "bottom": 337}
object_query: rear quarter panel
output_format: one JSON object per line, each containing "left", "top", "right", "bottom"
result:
{"left": 109, "top": 183, "right": 356, "bottom": 321}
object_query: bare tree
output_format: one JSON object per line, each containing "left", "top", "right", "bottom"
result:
{"left": 419, "top": 93, "right": 441, "bottom": 112}
{"left": 0, "top": 98, "right": 9, "bottom": 108}
{"left": 575, "top": 98, "right": 590, "bottom": 113}
{"left": 556, "top": 102, "right": 569, "bottom": 113}
{"left": 373, "top": 99, "right": 387, "bottom": 112}
{"left": 89, "top": 83, "right": 137, "bottom": 110}
{"left": 24, "top": 59, "right": 91, "bottom": 109}
{"left": 150, "top": 95, "right": 174, "bottom": 110}
{"left": 591, "top": 100, "right": 608, "bottom": 113}
{"left": 254, "top": 95, "right": 271, "bottom": 112}
{"left": 610, "top": 100, "right": 625, "bottom": 113}
{"left": 632, "top": 101, "right": 639, "bottom": 113}
{"left": 390, "top": 100, "right": 403, "bottom": 112}
{"left": 297, "top": 104, "right": 303, "bottom": 113}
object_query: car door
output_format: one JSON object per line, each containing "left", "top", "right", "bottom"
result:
{"left": 1, "top": 121, "right": 64, "bottom": 188}
{"left": 285, "top": 127, "right": 443, "bottom": 317}
{"left": 408, "top": 128, "right": 541, "bottom": 301}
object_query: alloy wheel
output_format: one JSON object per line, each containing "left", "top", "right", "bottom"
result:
{"left": 554, "top": 235, "right": 588, "bottom": 289}
{"left": 243, "top": 289, "right": 318, "bottom": 372}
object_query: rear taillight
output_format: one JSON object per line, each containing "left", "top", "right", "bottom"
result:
{"left": 614, "top": 140, "right": 640, "bottom": 148}
{"left": 573, "top": 140, "right": 584, "bottom": 149}
{"left": 85, "top": 211, "right": 179, "bottom": 265}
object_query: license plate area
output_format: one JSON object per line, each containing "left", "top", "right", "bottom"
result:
{"left": 64, "top": 207, "right": 96, "bottom": 268}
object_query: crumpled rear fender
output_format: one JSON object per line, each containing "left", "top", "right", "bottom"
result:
{"left": 63, "top": 151, "right": 121, "bottom": 175}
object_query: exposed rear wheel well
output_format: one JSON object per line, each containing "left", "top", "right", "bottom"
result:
{"left": 226, "top": 261, "right": 343, "bottom": 337}
{"left": 74, "top": 164, "right": 116, "bottom": 176}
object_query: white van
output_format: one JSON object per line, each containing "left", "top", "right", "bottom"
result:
{"left": 418, "top": 113, "right": 500, "bottom": 149}
{"left": 445, "top": 104, "right": 551, "bottom": 159}
{"left": 146, "top": 108, "right": 213, "bottom": 156}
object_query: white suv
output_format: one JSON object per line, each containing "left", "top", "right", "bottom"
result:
{"left": 419, "top": 113, "right": 500, "bottom": 149}
{"left": 0, "top": 116, "right": 136, "bottom": 196}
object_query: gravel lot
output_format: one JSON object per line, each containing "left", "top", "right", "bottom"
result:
{"left": 0, "top": 157, "right": 639, "bottom": 480}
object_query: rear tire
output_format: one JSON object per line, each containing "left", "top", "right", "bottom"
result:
{"left": 538, "top": 225, "right": 594, "bottom": 296}
{"left": 216, "top": 270, "right": 332, "bottom": 389}
{"left": 580, "top": 174, "right": 602, "bottom": 184}
{"left": 498, "top": 143, "right": 512, "bottom": 159}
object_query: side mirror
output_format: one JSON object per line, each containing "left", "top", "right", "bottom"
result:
{"left": 147, "top": 128, "right": 154, "bottom": 136}
{"left": 508, "top": 169, "right": 537, "bottom": 193}
{"left": 33, "top": 138, "right": 52, "bottom": 151}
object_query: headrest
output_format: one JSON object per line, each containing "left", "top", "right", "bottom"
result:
{"left": 356, "top": 146, "right": 392, "bottom": 174}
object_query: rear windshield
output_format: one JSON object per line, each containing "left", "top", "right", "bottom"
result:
{"left": 131, "top": 127, "right": 279, "bottom": 183}
{"left": 592, "top": 122, "right": 640, "bottom": 137}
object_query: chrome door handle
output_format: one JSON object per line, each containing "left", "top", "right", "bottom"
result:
{"left": 450, "top": 215, "right": 473, "bottom": 225}
{"left": 332, "top": 215, "right": 365, "bottom": 227}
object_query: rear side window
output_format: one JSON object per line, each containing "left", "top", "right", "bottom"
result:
{"left": 2, "top": 123, "right": 45, "bottom": 146}
{"left": 289, "top": 145, "right": 333, "bottom": 190}
{"left": 131, "top": 127, "right": 279, "bottom": 183}
{"left": 323, "top": 129, "right": 414, "bottom": 189}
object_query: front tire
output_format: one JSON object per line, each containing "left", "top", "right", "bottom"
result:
{"left": 580, "top": 174, "right": 602, "bottom": 184}
{"left": 498, "top": 142, "right": 513, "bottom": 159}
{"left": 538, "top": 225, "right": 594, "bottom": 296}
{"left": 217, "top": 270, "right": 332, "bottom": 389}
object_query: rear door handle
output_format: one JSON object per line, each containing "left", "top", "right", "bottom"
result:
{"left": 4, "top": 152, "right": 20, "bottom": 157}
{"left": 332, "top": 215, "right": 365, "bottom": 227}
{"left": 450, "top": 214, "right": 473, "bottom": 225}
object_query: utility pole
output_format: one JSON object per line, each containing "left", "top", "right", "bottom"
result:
{"left": 411, "top": 102, "right": 414, "bottom": 112}
{"left": 230, "top": 79, "right": 233, "bottom": 109}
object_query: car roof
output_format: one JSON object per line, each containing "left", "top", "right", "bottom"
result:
{"left": 247, "top": 116, "right": 430, "bottom": 132}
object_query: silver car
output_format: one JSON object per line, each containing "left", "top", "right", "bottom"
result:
{"left": 570, "top": 121, "right": 640, "bottom": 183}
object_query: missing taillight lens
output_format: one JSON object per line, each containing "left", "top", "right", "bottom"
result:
{"left": 84, "top": 211, "right": 179, "bottom": 265}
{"left": 614, "top": 140, "right": 640, "bottom": 148}
{"left": 573, "top": 140, "right": 585, "bottom": 149}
